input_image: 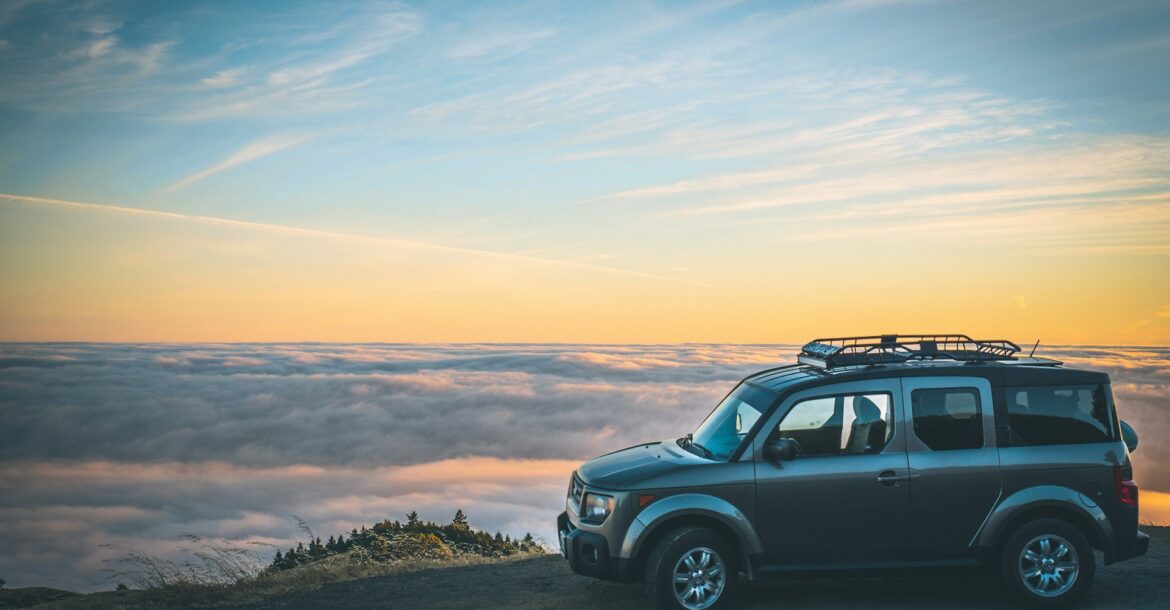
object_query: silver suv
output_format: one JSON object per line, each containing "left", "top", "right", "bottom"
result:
{"left": 557, "top": 335, "right": 1148, "bottom": 609}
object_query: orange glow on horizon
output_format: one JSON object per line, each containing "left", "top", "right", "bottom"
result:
{"left": 1, "top": 193, "right": 1167, "bottom": 344}
{"left": 1142, "top": 490, "right": 1170, "bottom": 527}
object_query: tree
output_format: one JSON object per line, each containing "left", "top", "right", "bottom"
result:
{"left": 273, "top": 550, "right": 284, "bottom": 567}
{"left": 116, "top": 583, "right": 128, "bottom": 591}
{"left": 0, "top": 577, "right": 5, "bottom": 590}
{"left": 452, "top": 509, "right": 469, "bottom": 528}
{"left": 406, "top": 511, "right": 421, "bottom": 528}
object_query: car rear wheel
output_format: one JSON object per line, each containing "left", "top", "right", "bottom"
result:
{"left": 644, "top": 526, "right": 737, "bottom": 610}
{"left": 1000, "top": 518, "right": 1095, "bottom": 608}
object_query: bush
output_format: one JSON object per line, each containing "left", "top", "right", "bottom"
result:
{"left": 268, "top": 509, "right": 541, "bottom": 573}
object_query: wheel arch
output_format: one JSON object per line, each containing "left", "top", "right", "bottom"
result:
{"left": 621, "top": 493, "right": 765, "bottom": 582}
{"left": 975, "top": 486, "right": 1113, "bottom": 563}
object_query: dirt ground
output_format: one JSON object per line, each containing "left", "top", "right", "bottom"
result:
{"left": 229, "top": 527, "right": 1169, "bottom": 610}
{"left": 14, "top": 528, "right": 1168, "bottom": 610}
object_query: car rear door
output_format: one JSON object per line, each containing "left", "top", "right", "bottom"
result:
{"left": 752, "top": 378, "right": 910, "bottom": 565}
{"left": 901, "top": 375, "right": 1001, "bottom": 559}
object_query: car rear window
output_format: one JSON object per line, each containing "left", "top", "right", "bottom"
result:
{"left": 1006, "top": 384, "right": 1115, "bottom": 446}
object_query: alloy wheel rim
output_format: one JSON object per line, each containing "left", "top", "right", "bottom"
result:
{"left": 1018, "top": 534, "right": 1079, "bottom": 597}
{"left": 671, "top": 546, "right": 726, "bottom": 609}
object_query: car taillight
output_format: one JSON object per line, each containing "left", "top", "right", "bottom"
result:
{"left": 1114, "top": 465, "right": 1138, "bottom": 507}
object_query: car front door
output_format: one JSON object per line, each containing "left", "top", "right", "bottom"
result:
{"left": 752, "top": 379, "right": 910, "bottom": 565}
{"left": 901, "top": 376, "right": 1001, "bottom": 559}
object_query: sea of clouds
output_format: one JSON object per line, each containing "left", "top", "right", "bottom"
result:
{"left": 0, "top": 343, "right": 1167, "bottom": 591}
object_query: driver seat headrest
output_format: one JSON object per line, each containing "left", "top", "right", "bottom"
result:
{"left": 853, "top": 396, "right": 881, "bottom": 422}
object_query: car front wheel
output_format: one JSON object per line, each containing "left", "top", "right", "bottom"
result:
{"left": 1000, "top": 518, "right": 1095, "bottom": 608}
{"left": 644, "top": 526, "right": 737, "bottom": 610}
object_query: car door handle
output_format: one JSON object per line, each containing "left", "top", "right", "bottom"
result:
{"left": 876, "top": 470, "right": 909, "bottom": 486}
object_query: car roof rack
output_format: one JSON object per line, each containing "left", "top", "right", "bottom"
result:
{"left": 798, "top": 334, "right": 1021, "bottom": 370}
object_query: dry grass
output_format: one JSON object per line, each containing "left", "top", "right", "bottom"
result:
{"left": 97, "top": 535, "right": 548, "bottom": 607}
{"left": 99, "top": 535, "right": 270, "bottom": 605}
{"left": 237, "top": 548, "right": 549, "bottom": 599}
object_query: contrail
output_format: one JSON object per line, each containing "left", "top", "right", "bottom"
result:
{"left": 159, "top": 135, "right": 306, "bottom": 193}
{"left": 0, "top": 192, "right": 705, "bottom": 286}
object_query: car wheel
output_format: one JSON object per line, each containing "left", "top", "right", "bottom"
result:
{"left": 644, "top": 526, "right": 737, "bottom": 610}
{"left": 1000, "top": 518, "right": 1095, "bottom": 609}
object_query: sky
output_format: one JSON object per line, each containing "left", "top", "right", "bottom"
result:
{"left": 2, "top": 342, "right": 1169, "bottom": 591}
{"left": 0, "top": 0, "right": 1168, "bottom": 343}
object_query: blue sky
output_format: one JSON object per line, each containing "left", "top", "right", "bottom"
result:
{"left": 1, "top": 0, "right": 1169, "bottom": 343}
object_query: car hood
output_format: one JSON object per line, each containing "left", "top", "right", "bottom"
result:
{"left": 577, "top": 439, "right": 704, "bottom": 490}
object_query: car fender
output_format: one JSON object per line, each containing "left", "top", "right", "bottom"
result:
{"left": 973, "top": 485, "right": 1113, "bottom": 554}
{"left": 619, "top": 493, "right": 765, "bottom": 565}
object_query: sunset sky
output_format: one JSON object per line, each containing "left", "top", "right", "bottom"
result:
{"left": 2, "top": 0, "right": 1169, "bottom": 343}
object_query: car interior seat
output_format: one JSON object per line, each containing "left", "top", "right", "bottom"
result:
{"left": 845, "top": 396, "right": 886, "bottom": 454}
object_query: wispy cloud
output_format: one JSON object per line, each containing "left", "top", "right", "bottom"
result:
{"left": 0, "top": 5, "right": 420, "bottom": 119}
{"left": 160, "top": 135, "right": 306, "bottom": 192}
{"left": 199, "top": 67, "right": 245, "bottom": 89}
{"left": 0, "top": 193, "right": 702, "bottom": 286}
{"left": 447, "top": 28, "right": 557, "bottom": 58}
{"left": 587, "top": 165, "right": 821, "bottom": 202}
{"left": 176, "top": 9, "right": 422, "bottom": 121}
{"left": 80, "top": 36, "right": 115, "bottom": 59}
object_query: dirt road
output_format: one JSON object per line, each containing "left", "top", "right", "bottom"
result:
{"left": 223, "top": 528, "right": 1168, "bottom": 610}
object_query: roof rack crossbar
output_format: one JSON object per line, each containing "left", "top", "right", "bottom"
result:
{"left": 797, "top": 334, "right": 1021, "bottom": 369}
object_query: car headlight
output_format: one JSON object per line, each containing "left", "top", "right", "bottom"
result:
{"left": 582, "top": 492, "right": 614, "bottom": 522}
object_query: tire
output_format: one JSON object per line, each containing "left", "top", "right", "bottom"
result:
{"left": 644, "top": 526, "right": 738, "bottom": 610}
{"left": 1000, "top": 518, "right": 1095, "bottom": 609}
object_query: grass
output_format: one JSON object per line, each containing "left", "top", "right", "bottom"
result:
{"left": 95, "top": 516, "right": 552, "bottom": 607}
{"left": 100, "top": 534, "right": 271, "bottom": 605}
{"left": 95, "top": 546, "right": 549, "bottom": 608}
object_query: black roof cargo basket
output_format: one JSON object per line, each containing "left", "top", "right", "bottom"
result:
{"left": 798, "top": 334, "right": 1021, "bottom": 369}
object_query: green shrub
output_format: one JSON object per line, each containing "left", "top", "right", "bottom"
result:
{"left": 268, "top": 509, "right": 540, "bottom": 572}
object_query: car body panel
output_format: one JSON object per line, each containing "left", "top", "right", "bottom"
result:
{"left": 901, "top": 376, "right": 1002, "bottom": 559}
{"left": 620, "top": 490, "right": 765, "bottom": 564}
{"left": 973, "top": 484, "right": 1114, "bottom": 552}
{"left": 751, "top": 377, "right": 911, "bottom": 563}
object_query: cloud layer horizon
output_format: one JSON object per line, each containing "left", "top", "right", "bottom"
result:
{"left": 1, "top": 343, "right": 1167, "bottom": 591}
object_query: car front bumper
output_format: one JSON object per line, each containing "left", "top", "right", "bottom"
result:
{"left": 558, "top": 511, "right": 634, "bottom": 582}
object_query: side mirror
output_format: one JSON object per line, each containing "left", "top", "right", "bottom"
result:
{"left": 1120, "top": 420, "right": 1139, "bottom": 453}
{"left": 764, "top": 437, "right": 799, "bottom": 462}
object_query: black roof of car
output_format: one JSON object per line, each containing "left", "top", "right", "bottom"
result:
{"left": 743, "top": 334, "right": 1110, "bottom": 394}
{"left": 744, "top": 361, "right": 1109, "bottom": 394}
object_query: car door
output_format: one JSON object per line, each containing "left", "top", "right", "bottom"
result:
{"left": 902, "top": 376, "right": 1001, "bottom": 559}
{"left": 752, "top": 379, "right": 910, "bottom": 565}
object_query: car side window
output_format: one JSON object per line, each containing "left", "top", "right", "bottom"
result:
{"left": 776, "top": 393, "right": 892, "bottom": 456}
{"left": 1007, "top": 384, "right": 1114, "bottom": 446}
{"left": 910, "top": 387, "right": 982, "bottom": 451}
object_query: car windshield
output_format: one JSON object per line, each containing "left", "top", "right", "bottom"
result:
{"left": 688, "top": 384, "right": 777, "bottom": 460}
